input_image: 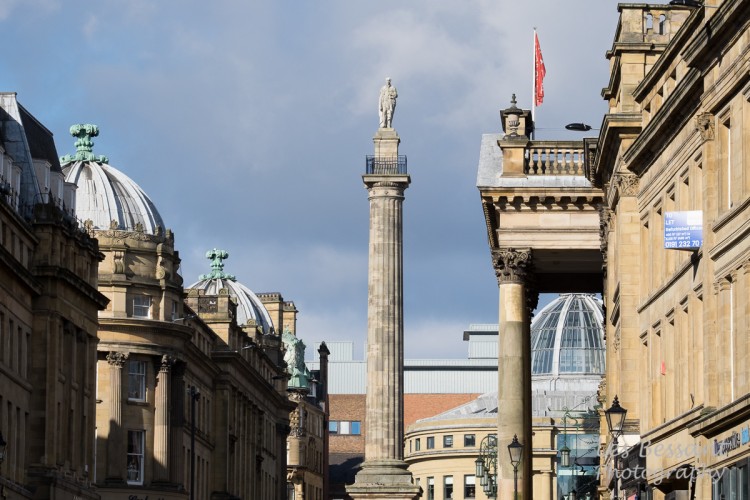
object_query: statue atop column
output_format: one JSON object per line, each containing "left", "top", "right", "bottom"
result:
{"left": 378, "top": 77, "right": 398, "bottom": 128}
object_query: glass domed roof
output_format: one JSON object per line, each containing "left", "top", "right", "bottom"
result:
{"left": 60, "top": 124, "right": 165, "bottom": 233}
{"left": 531, "top": 294, "right": 605, "bottom": 376}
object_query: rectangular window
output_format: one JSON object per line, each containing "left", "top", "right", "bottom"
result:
{"left": 444, "top": 476, "right": 453, "bottom": 499}
{"left": 351, "top": 421, "right": 361, "bottom": 435}
{"left": 133, "top": 296, "right": 151, "bottom": 318}
{"left": 340, "top": 421, "right": 351, "bottom": 434}
{"left": 444, "top": 435, "right": 453, "bottom": 448}
{"left": 328, "top": 421, "right": 338, "bottom": 434}
{"left": 127, "top": 430, "right": 144, "bottom": 484}
{"left": 464, "top": 475, "right": 476, "bottom": 498}
{"left": 128, "top": 361, "right": 146, "bottom": 401}
{"left": 415, "top": 438, "right": 421, "bottom": 451}
{"left": 427, "top": 477, "right": 434, "bottom": 500}
{"left": 426, "top": 436, "right": 435, "bottom": 449}
{"left": 464, "top": 434, "right": 476, "bottom": 447}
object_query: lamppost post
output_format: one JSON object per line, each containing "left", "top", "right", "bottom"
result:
{"left": 508, "top": 434, "right": 523, "bottom": 500}
{"left": 475, "top": 434, "right": 498, "bottom": 499}
{"left": 604, "top": 396, "right": 627, "bottom": 500}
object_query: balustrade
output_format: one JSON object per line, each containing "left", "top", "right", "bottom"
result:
{"left": 525, "top": 142, "right": 585, "bottom": 176}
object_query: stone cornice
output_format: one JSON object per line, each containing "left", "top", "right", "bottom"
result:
{"left": 632, "top": 8, "right": 703, "bottom": 103}
{"left": 683, "top": 0, "right": 750, "bottom": 70}
{"left": 592, "top": 113, "right": 642, "bottom": 185}
{"left": 624, "top": 68, "right": 702, "bottom": 175}
{"left": 33, "top": 265, "right": 109, "bottom": 309}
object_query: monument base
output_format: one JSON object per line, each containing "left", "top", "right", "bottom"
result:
{"left": 347, "top": 460, "right": 421, "bottom": 500}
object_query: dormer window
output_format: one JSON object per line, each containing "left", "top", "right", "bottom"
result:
{"left": 133, "top": 296, "right": 151, "bottom": 318}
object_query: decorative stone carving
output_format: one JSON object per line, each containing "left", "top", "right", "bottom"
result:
{"left": 696, "top": 112, "right": 714, "bottom": 141}
{"left": 113, "top": 250, "right": 126, "bottom": 274}
{"left": 378, "top": 77, "right": 398, "bottom": 128}
{"left": 109, "top": 219, "right": 119, "bottom": 230}
{"left": 612, "top": 172, "right": 639, "bottom": 198}
{"left": 156, "top": 256, "right": 170, "bottom": 280}
{"left": 491, "top": 248, "right": 533, "bottom": 285}
{"left": 159, "top": 354, "right": 175, "bottom": 373}
{"left": 106, "top": 351, "right": 129, "bottom": 367}
{"left": 288, "top": 407, "right": 305, "bottom": 438}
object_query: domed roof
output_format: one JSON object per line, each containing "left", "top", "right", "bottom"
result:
{"left": 60, "top": 124, "right": 165, "bottom": 233}
{"left": 187, "top": 249, "right": 274, "bottom": 334}
{"left": 531, "top": 294, "right": 605, "bottom": 377}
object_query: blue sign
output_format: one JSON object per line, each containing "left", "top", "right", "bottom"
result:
{"left": 664, "top": 211, "right": 702, "bottom": 250}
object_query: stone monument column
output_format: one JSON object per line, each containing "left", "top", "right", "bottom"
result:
{"left": 105, "top": 351, "right": 128, "bottom": 483}
{"left": 154, "top": 354, "right": 174, "bottom": 482}
{"left": 348, "top": 80, "right": 419, "bottom": 500}
{"left": 492, "top": 248, "right": 533, "bottom": 500}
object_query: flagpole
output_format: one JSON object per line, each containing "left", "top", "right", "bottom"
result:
{"left": 531, "top": 27, "right": 536, "bottom": 140}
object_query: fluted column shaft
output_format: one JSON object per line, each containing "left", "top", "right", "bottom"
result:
{"left": 154, "top": 355, "right": 173, "bottom": 482}
{"left": 363, "top": 178, "right": 409, "bottom": 463}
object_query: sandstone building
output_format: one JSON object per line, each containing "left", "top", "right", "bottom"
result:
{"left": 477, "top": 1, "right": 750, "bottom": 499}
{"left": 0, "top": 95, "right": 108, "bottom": 500}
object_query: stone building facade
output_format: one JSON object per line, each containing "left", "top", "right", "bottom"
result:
{"left": 592, "top": 2, "right": 750, "bottom": 498}
{"left": 0, "top": 95, "right": 108, "bottom": 499}
{"left": 57, "top": 125, "right": 298, "bottom": 499}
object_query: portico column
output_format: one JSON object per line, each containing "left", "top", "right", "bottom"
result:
{"left": 492, "top": 248, "right": 534, "bottom": 500}
{"left": 106, "top": 351, "right": 128, "bottom": 483}
{"left": 154, "top": 354, "right": 174, "bottom": 482}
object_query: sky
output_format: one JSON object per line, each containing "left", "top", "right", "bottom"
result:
{"left": 0, "top": 0, "right": 619, "bottom": 360}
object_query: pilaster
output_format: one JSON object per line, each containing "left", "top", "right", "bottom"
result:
{"left": 105, "top": 351, "right": 128, "bottom": 484}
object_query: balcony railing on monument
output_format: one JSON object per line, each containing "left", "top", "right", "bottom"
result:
{"left": 525, "top": 141, "right": 586, "bottom": 176}
{"left": 365, "top": 155, "right": 407, "bottom": 175}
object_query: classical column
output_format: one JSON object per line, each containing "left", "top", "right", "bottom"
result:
{"left": 348, "top": 123, "right": 419, "bottom": 500}
{"left": 154, "top": 354, "right": 174, "bottom": 482}
{"left": 169, "top": 361, "right": 186, "bottom": 486}
{"left": 492, "top": 248, "right": 533, "bottom": 500}
{"left": 106, "top": 351, "right": 128, "bottom": 483}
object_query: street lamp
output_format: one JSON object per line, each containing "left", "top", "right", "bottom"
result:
{"left": 605, "top": 396, "right": 628, "bottom": 500}
{"left": 565, "top": 123, "right": 593, "bottom": 132}
{"left": 508, "top": 434, "right": 524, "bottom": 500}
{"left": 0, "top": 431, "right": 6, "bottom": 465}
{"left": 475, "top": 434, "right": 498, "bottom": 499}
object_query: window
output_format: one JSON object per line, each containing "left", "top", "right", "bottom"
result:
{"left": 444, "top": 435, "right": 453, "bottom": 448}
{"left": 444, "top": 476, "right": 453, "bottom": 499}
{"left": 464, "top": 475, "right": 476, "bottom": 498}
{"left": 133, "top": 296, "right": 151, "bottom": 318}
{"left": 128, "top": 361, "right": 146, "bottom": 401}
{"left": 328, "top": 420, "right": 361, "bottom": 435}
{"left": 426, "top": 436, "right": 435, "bottom": 449}
{"left": 426, "top": 477, "right": 434, "bottom": 500}
{"left": 415, "top": 438, "right": 421, "bottom": 451}
{"left": 127, "top": 430, "right": 144, "bottom": 484}
{"left": 464, "top": 434, "right": 476, "bottom": 447}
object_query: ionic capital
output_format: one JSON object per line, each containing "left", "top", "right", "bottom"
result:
{"left": 159, "top": 354, "right": 176, "bottom": 373}
{"left": 491, "top": 248, "right": 533, "bottom": 285}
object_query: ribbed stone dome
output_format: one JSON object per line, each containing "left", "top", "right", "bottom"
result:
{"left": 531, "top": 294, "right": 605, "bottom": 377}
{"left": 187, "top": 249, "right": 274, "bottom": 334}
{"left": 60, "top": 124, "right": 165, "bottom": 233}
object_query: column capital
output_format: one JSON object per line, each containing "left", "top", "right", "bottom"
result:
{"left": 158, "top": 354, "right": 176, "bottom": 373}
{"left": 106, "top": 351, "right": 129, "bottom": 367}
{"left": 491, "top": 248, "right": 533, "bottom": 285}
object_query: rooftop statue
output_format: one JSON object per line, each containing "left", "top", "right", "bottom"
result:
{"left": 282, "top": 329, "right": 312, "bottom": 389}
{"left": 378, "top": 77, "right": 398, "bottom": 128}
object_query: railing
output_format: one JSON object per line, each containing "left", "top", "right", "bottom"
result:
{"left": 365, "top": 155, "right": 407, "bottom": 175}
{"left": 525, "top": 141, "right": 585, "bottom": 175}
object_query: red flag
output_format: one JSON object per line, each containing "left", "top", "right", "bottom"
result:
{"left": 534, "top": 32, "right": 546, "bottom": 106}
